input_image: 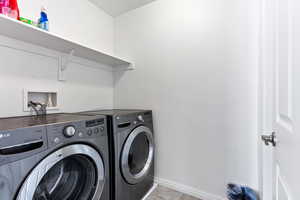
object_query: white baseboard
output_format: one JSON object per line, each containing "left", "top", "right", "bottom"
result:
{"left": 141, "top": 183, "right": 158, "bottom": 200}
{"left": 154, "top": 177, "right": 226, "bottom": 200}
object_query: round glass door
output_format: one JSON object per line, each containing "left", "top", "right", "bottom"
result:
{"left": 121, "top": 126, "right": 154, "bottom": 185}
{"left": 33, "top": 155, "right": 96, "bottom": 200}
{"left": 17, "top": 145, "right": 105, "bottom": 200}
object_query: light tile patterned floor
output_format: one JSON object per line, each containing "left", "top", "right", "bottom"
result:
{"left": 146, "top": 186, "right": 201, "bottom": 200}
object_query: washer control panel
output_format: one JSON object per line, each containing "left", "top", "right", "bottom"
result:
{"left": 86, "top": 118, "right": 105, "bottom": 136}
{"left": 47, "top": 117, "right": 106, "bottom": 147}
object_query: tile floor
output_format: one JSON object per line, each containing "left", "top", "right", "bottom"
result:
{"left": 146, "top": 186, "right": 201, "bottom": 200}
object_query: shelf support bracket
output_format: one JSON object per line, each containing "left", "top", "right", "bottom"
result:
{"left": 58, "top": 50, "right": 75, "bottom": 81}
{"left": 114, "top": 63, "right": 135, "bottom": 72}
{"left": 128, "top": 63, "right": 135, "bottom": 70}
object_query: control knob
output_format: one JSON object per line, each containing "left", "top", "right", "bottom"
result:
{"left": 64, "top": 126, "right": 76, "bottom": 138}
{"left": 137, "top": 115, "right": 144, "bottom": 122}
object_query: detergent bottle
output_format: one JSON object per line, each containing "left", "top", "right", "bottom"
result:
{"left": 9, "top": 0, "right": 19, "bottom": 19}
{"left": 0, "top": 0, "right": 4, "bottom": 14}
{"left": 0, "top": 0, "right": 10, "bottom": 15}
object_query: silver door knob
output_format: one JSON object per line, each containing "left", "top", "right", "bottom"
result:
{"left": 262, "top": 132, "right": 277, "bottom": 147}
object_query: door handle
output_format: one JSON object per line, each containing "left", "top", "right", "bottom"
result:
{"left": 0, "top": 139, "right": 43, "bottom": 155}
{"left": 262, "top": 132, "right": 277, "bottom": 147}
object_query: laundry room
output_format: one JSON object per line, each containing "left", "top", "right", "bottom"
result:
{"left": 0, "top": 0, "right": 298, "bottom": 200}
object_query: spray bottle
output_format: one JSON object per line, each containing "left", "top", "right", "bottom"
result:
{"left": 38, "top": 7, "right": 49, "bottom": 31}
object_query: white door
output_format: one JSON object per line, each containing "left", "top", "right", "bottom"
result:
{"left": 261, "top": 0, "right": 300, "bottom": 199}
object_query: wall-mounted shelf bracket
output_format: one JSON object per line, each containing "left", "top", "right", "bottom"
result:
{"left": 114, "top": 63, "right": 135, "bottom": 72}
{"left": 128, "top": 63, "right": 135, "bottom": 70}
{"left": 58, "top": 49, "right": 75, "bottom": 81}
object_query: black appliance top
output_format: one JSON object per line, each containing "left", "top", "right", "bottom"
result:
{"left": 79, "top": 109, "right": 150, "bottom": 116}
{"left": 0, "top": 113, "right": 101, "bottom": 131}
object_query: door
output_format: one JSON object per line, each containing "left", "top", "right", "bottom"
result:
{"left": 261, "top": 0, "right": 300, "bottom": 199}
{"left": 17, "top": 144, "right": 105, "bottom": 200}
{"left": 121, "top": 126, "right": 154, "bottom": 185}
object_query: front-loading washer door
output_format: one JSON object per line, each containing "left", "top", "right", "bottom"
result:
{"left": 121, "top": 126, "right": 154, "bottom": 185}
{"left": 16, "top": 144, "right": 105, "bottom": 200}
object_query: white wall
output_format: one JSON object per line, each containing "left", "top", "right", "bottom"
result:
{"left": 223, "top": 0, "right": 260, "bottom": 191}
{"left": 114, "top": 0, "right": 260, "bottom": 198}
{"left": 0, "top": 0, "right": 260, "bottom": 198}
{"left": 0, "top": 1, "right": 115, "bottom": 118}
{"left": 19, "top": 0, "right": 115, "bottom": 54}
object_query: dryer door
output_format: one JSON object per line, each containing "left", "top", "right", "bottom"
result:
{"left": 16, "top": 144, "right": 105, "bottom": 200}
{"left": 121, "top": 126, "right": 154, "bottom": 185}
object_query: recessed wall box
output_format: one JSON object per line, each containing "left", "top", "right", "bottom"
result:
{"left": 23, "top": 89, "right": 59, "bottom": 112}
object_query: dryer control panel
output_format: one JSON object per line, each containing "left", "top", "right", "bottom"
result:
{"left": 115, "top": 111, "right": 153, "bottom": 130}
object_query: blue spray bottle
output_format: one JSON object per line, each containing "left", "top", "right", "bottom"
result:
{"left": 38, "top": 7, "right": 49, "bottom": 31}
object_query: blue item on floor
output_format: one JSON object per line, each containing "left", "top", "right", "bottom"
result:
{"left": 227, "top": 183, "right": 258, "bottom": 200}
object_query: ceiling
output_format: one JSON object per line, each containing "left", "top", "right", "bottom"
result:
{"left": 89, "top": 0, "right": 156, "bottom": 17}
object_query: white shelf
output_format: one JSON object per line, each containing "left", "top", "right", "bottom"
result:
{"left": 0, "top": 15, "right": 133, "bottom": 69}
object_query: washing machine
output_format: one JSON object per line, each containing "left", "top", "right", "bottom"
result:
{"left": 79, "top": 110, "right": 155, "bottom": 200}
{"left": 0, "top": 113, "right": 110, "bottom": 200}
